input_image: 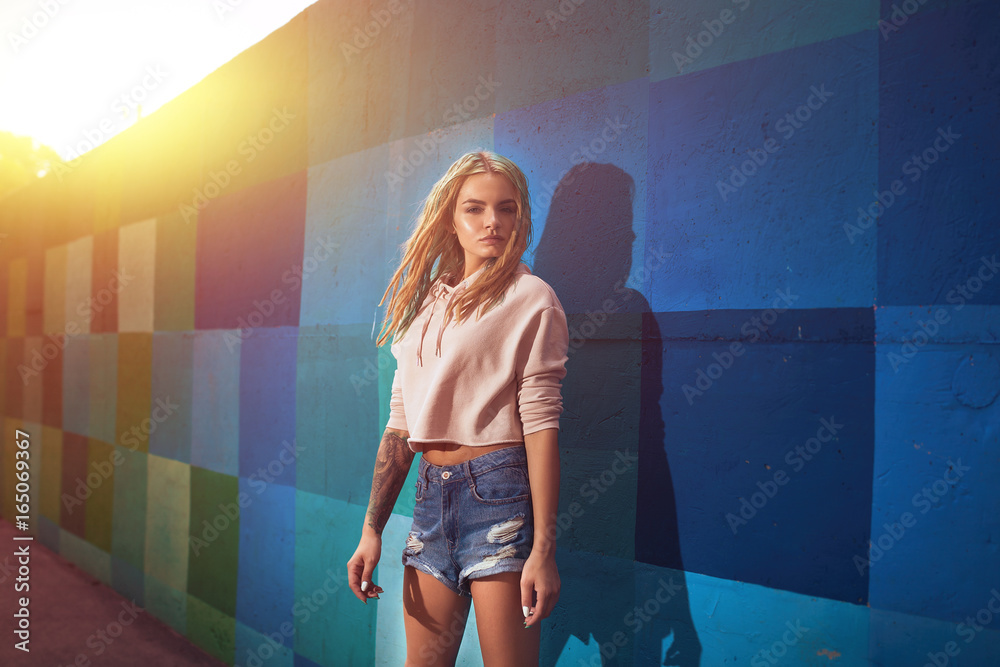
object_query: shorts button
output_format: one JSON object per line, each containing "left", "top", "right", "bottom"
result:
{"left": 441, "top": 471, "right": 451, "bottom": 480}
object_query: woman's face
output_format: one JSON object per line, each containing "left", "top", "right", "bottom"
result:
{"left": 451, "top": 172, "right": 519, "bottom": 280}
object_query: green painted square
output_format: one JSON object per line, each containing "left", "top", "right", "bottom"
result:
{"left": 144, "top": 572, "right": 187, "bottom": 635}
{"left": 186, "top": 594, "right": 236, "bottom": 664}
{"left": 189, "top": 465, "right": 239, "bottom": 616}
{"left": 116, "top": 333, "right": 152, "bottom": 451}
{"left": 145, "top": 454, "right": 190, "bottom": 591}
{"left": 293, "top": 490, "right": 375, "bottom": 666}
{"left": 88, "top": 334, "right": 118, "bottom": 444}
{"left": 85, "top": 438, "right": 115, "bottom": 553}
{"left": 40, "top": 426, "right": 62, "bottom": 523}
{"left": 154, "top": 209, "right": 197, "bottom": 331}
{"left": 112, "top": 446, "right": 147, "bottom": 569}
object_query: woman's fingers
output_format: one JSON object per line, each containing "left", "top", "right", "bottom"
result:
{"left": 521, "top": 574, "right": 537, "bottom": 627}
{"left": 533, "top": 585, "right": 559, "bottom": 622}
{"left": 347, "top": 555, "right": 366, "bottom": 602}
{"left": 361, "top": 562, "right": 377, "bottom": 604}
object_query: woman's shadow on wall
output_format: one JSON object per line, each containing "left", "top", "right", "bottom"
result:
{"left": 532, "top": 163, "right": 701, "bottom": 666}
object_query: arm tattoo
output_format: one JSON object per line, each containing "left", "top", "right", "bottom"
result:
{"left": 366, "top": 431, "right": 415, "bottom": 535}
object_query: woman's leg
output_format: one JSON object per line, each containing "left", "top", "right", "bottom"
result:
{"left": 403, "top": 566, "right": 472, "bottom": 667}
{"left": 470, "top": 571, "right": 540, "bottom": 667}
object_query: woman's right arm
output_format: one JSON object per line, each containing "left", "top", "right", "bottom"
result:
{"left": 364, "top": 427, "right": 414, "bottom": 536}
{"left": 347, "top": 427, "right": 414, "bottom": 603}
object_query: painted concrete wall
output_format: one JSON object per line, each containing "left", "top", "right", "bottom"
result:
{"left": 2, "top": 0, "right": 999, "bottom": 665}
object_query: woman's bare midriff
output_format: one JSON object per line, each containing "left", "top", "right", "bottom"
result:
{"left": 420, "top": 441, "right": 523, "bottom": 467}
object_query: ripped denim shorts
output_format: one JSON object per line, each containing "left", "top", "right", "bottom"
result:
{"left": 402, "top": 445, "right": 534, "bottom": 598}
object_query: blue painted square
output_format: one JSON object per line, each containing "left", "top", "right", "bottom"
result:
{"left": 495, "top": 77, "right": 649, "bottom": 315}
{"left": 650, "top": 0, "right": 876, "bottom": 82}
{"left": 647, "top": 31, "right": 878, "bottom": 311}
{"left": 236, "top": 480, "right": 296, "bottom": 643}
{"left": 877, "top": 1, "right": 1000, "bottom": 305}
{"left": 495, "top": 0, "right": 649, "bottom": 113}
{"left": 636, "top": 308, "right": 875, "bottom": 604}
{"left": 870, "top": 309, "right": 1000, "bottom": 623}
{"left": 380, "top": 116, "right": 494, "bottom": 312}
{"left": 150, "top": 331, "right": 194, "bottom": 463}
{"left": 191, "top": 329, "right": 241, "bottom": 476}
{"left": 239, "top": 326, "right": 298, "bottom": 485}
{"left": 38, "top": 514, "right": 60, "bottom": 552}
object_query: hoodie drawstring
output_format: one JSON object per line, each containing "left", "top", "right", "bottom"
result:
{"left": 416, "top": 279, "right": 466, "bottom": 367}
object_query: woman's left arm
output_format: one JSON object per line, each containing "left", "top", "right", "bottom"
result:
{"left": 522, "top": 427, "right": 560, "bottom": 628}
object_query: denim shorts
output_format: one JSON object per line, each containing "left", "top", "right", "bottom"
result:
{"left": 402, "top": 445, "right": 534, "bottom": 598}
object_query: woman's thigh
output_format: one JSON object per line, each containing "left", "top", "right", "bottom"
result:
{"left": 470, "top": 571, "right": 540, "bottom": 667}
{"left": 402, "top": 566, "right": 472, "bottom": 667}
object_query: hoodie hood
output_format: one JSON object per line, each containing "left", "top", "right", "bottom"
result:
{"left": 416, "top": 261, "right": 531, "bottom": 366}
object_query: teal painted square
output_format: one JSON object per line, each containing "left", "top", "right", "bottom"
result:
{"left": 60, "top": 528, "right": 112, "bottom": 585}
{"left": 650, "top": 0, "right": 878, "bottom": 82}
{"left": 191, "top": 329, "right": 241, "bottom": 476}
{"left": 543, "top": 549, "right": 637, "bottom": 667}
{"left": 869, "top": 605, "right": 1000, "bottom": 665}
{"left": 145, "top": 572, "right": 187, "bottom": 635}
{"left": 293, "top": 490, "right": 375, "bottom": 666}
{"left": 111, "top": 554, "right": 145, "bottom": 609}
{"left": 683, "top": 569, "right": 870, "bottom": 665}
{"left": 111, "top": 445, "right": 147, "bottom": 569}
{"left": 374, "top": 512, "right": 410, "bottom": 665}
{"left": 236, "top": 621, "right": 294, "bottom": 667}
{"left": 297, "top": 324, "right": 408, "bottom": 509}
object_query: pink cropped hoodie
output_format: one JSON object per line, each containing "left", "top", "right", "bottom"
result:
{"left": 387, "top": 261, "right": 569, "bottom": 453}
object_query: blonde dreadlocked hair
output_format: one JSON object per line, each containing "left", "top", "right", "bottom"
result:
{"left": 375, "top": 151, "right": 533, "bottom": 347}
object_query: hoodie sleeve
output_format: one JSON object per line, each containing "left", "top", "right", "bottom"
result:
{"left": 386, "top": 367, "right": 408, "bottom": 432}
{"left": 516, "top": 305, "right": 570, "bottom": 435}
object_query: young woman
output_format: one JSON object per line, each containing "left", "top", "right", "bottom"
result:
{"left": 347, "top": 151, "right": 570, "bottom": 666}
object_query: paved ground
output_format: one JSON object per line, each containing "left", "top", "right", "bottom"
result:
{"left": 0, "top": 518, "right": 227, "bottom": 667}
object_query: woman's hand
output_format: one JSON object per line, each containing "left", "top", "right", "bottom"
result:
{"left": 347, "top": 532, "right": 385, "bottom": 604}
{"left": 520, "top": 549, "right": 560, "bottom": 628}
